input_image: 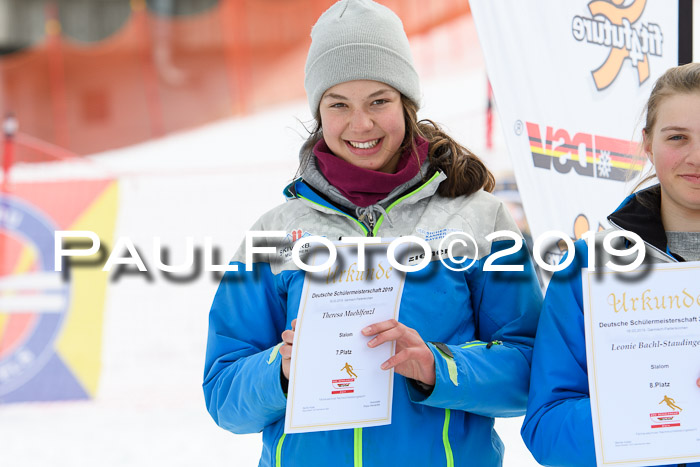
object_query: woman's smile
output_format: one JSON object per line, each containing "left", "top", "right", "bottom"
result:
{"left": 320, "top": 80, "right": 405, "bottom": 174}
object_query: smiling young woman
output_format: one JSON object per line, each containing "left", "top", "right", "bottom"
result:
{"left": 522, "top": 62, "right": 700, "bottom": 467}
{"left": 203, "top": 1, "right": 543, "bottom": 466}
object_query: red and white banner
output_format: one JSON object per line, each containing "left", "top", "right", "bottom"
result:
{"left": 470, "top": 0, "right": 680, "bottom": 267}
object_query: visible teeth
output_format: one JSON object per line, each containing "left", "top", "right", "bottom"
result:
{"left": 348, "top": 139, "right": 379, "bottom": 149}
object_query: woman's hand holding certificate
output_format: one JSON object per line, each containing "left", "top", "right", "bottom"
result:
{"left": 282, "top": 318, "right": 436, "bottom": 386}
{"left": 363, "top": 320, "right": 435, "bottom": 386}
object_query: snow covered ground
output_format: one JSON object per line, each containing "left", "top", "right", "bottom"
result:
{"left": 0, "top": 15, "right": 546, "bottom": 466}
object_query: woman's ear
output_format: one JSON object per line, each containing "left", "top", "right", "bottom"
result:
{"left": 642, "top": 129, "right": 653, "bottom": 165}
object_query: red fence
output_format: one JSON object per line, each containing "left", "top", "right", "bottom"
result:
{"left": 0, "top": 0, "right": 471, "bottom": 163}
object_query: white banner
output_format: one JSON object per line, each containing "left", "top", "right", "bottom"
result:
{"left": 470, "top": 0, "right": 679, "bottom": 268}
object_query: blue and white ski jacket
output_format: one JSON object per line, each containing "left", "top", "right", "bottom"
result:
{"left": 522, "top": 185, "right": 700, "bottom": 467}
{"left": 204, "top": 166, "right": 542, "bottom": 467}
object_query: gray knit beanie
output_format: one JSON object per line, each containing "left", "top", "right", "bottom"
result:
{"left": 304, "top": 0, "right": 421, "bottom": 115}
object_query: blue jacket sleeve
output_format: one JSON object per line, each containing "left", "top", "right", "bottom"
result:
{"left": 408, "top": 238, "right": 542, "bottom": 417}
{"left": 520, "top": 241, "right": 597, "bottom": 466}
{"left": 202, "top": 261, "right": 289, "bottom": 434}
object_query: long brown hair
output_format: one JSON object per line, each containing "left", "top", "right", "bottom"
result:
{"left": 633, "top": 62, "right": 700, "bottom": 192}
{"left": 297, "top": 95, "right": 495, "bottom": 198}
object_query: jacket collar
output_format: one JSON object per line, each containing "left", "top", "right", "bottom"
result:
{"left": 607, "top": 184, "right": 681, "bottom": 260}
{"left": 284, "top": 158, "right": 445, "bottom": 214}
{"left": 299, "top": 152, "right": 434, "bottom": 209}
{"left": 284, "top": 168, "right": 447, "bottom": 213}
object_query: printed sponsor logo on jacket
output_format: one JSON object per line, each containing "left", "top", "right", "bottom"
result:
{"left": 278, "top": 229, "right": 313, "bottom": 262}
{"left": 415, "top": 227, "right": 459, "bottom": 241}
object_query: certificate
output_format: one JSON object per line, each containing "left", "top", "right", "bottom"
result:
{"left": 284, "top": 241, "right": 406, "bottom": 434}
{"left": 583, "top": 262, "right": 700, "bottom": 466}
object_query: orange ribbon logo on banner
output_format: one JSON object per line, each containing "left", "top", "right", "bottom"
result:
{"left": 572, "top": 0, "right": 663, "bottom": 90}
{"left": 589, "top": 0, "right": 647, "bottom": 89}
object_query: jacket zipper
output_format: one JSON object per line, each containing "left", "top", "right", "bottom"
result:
{"left": 350, "top": 176, "right": 441, "bottom": 466}
{"left": 370, "top": 171, "right": 442, "bottom": 235}
{"left": 357, "top": 211, "right": 376, "bottom": 236}
{"left": 365, "top": 172, "right": 446, "bottom": 466}
{"left": 292, "top": 172, "right": 442, "bottom": 466}
{"left": 275, "top": 433, "right": 286, "bottom": 467}
{"left": 443, "top": 409, "right": 454, "bottom": 467}
{"left": 296, "top": 193, "right": 369, "bottom": 236}
{"left": 354, "top": 428, "right": 363, "bottom": 467}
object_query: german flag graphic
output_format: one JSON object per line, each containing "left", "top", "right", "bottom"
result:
{"left": 526, "top": 122, "right": 646, "bottom": 182}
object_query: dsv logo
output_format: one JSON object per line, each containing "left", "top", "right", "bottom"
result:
{"left": 525, "top": 121, "right": 645, "bottom": 182}
{"left": 572, "top": 0, "right": 663, "bottom": 90}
